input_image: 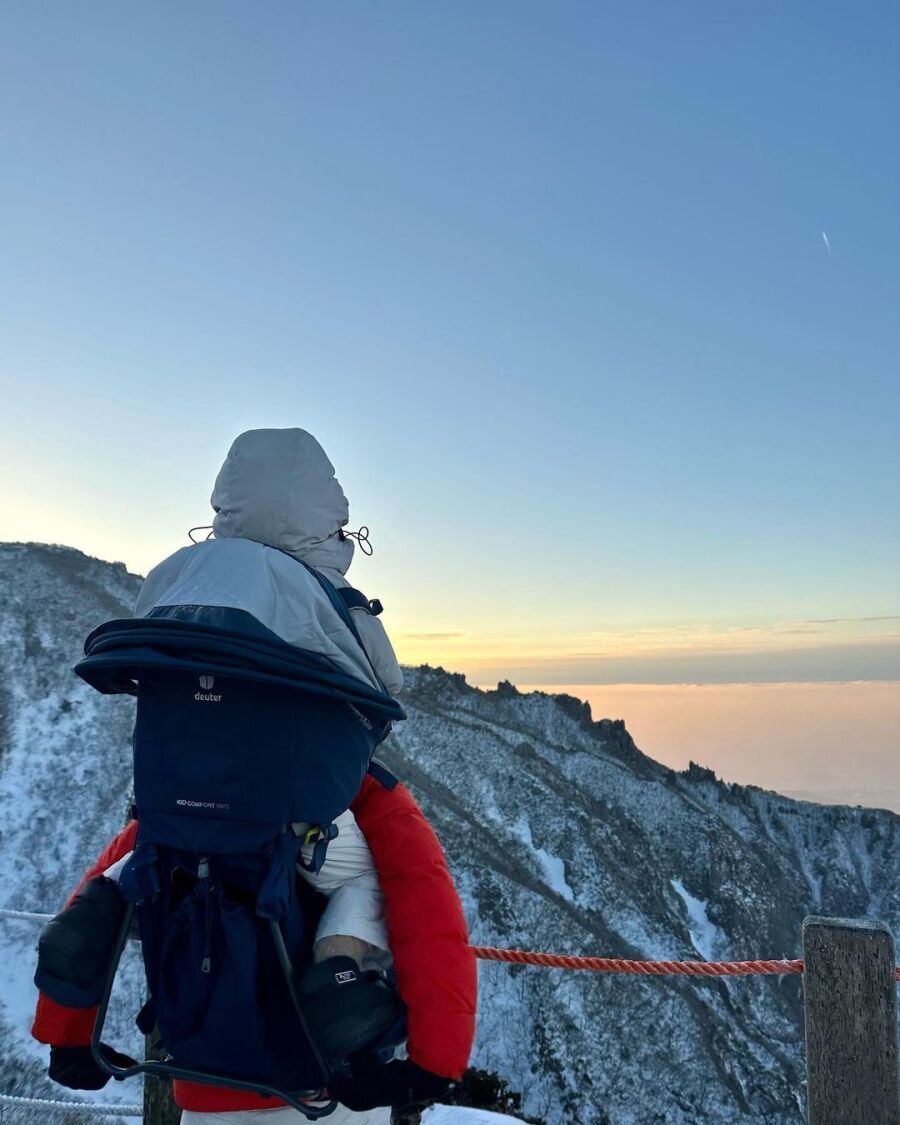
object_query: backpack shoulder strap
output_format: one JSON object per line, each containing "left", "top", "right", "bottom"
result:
{"left": 336, "top": 586, "right": 383, "bottom": 617}
{"left": 296, "top": 561, "right": 387, "bottom": 693}
{"left": 367, "top": 758, "right": 398, "bottom": 790}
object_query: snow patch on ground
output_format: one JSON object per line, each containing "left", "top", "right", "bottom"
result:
{"left": 602, "top": 905, "right": 679, "bottom": 961}
{"left": 670, "top": 878, "right": 721, "bottom": 960}
{"left": 512, "top": 815, "right": 574, "bottom": 901}
{"left": 423, "top": 1107, "right": 528, "bottom": 1124}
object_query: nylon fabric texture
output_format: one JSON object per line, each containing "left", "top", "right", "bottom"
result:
{"left": 210, "top": 428, "right": 351, "bottom": 568}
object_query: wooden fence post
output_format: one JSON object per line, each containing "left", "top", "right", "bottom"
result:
{"left": 803, "top": 916, "right": 899, "bottom": 1125}
{"left": 143, "top": 1029, "right": 181, "bottom": 1125}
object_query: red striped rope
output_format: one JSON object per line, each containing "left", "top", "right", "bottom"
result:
{"left": 7, "top": 906, "right": 899, "bottom": 981}
{"left": 471, "top": 945, "right": 900, "bottom": 981}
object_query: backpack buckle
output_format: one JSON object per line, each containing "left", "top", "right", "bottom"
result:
{"left": 297, "top": 822, "right": 339, "bottom": 875}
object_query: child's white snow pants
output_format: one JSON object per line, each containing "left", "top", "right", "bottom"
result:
{"left": 297, "top": 807, "right": 389, "bottom": 952}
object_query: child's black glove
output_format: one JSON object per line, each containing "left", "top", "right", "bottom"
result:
{"left": 332, "top": 1053, "right": 451, "bottom": 1110}
{"left": 49, "top": 1044, "right": 138, "bottom": 1090}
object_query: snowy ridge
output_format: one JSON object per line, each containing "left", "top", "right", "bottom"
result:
{"left": 379, "top": 670, "right": 898, "bottom": 1124}
{"left": 0, "top": 544, "right": 897, "bottom": 1125}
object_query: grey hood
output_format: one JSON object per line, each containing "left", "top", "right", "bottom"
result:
{"left": 211, "top": 428, "right": 354, "bottom": 574}
{"left": 134, "top": 538, "right": 383, "bottom": 692}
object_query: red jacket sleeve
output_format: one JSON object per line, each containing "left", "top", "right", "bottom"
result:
{"left": 31, "top": 820, "right": 139, "bottom": 1047}
{"left": 351, "top": 776, "right": 477, "bottom": 1080}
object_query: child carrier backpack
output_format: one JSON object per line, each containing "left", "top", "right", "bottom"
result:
{"left": 62, "top": 552, "right": 406, "bottom": 1118}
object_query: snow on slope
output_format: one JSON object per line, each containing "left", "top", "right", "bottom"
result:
{"left": 0, "top": 544, "right": 897, "bottom": 1125}
{"left": 0, "top": 543, "right": 145, "bottom": 1112}
{"left": 423, "top": 1108, "right": 528, "bottom": 1124}
{"left": 670, "top": 878, "right": 723, "bottom": 960}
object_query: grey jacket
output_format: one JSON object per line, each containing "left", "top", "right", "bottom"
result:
{"left": 134, "top": 428, "right": 404, "bottom": 697}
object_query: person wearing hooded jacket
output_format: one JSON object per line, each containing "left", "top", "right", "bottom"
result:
{"left": 32, "top": 429, "right": 477, "bottom": 1123}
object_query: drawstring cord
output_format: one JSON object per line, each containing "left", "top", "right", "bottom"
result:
{"left": 189, "top": 524, "right": 373, "bottom": 555}
{"left": 340, "top": 526, "right": 373, "bottom": 556}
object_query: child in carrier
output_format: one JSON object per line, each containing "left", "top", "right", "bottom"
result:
{"left": 32, "top": 428, "right": 477, "bottom": 1124}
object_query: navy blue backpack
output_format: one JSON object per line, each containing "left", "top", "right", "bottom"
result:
{"left": 71, "top": 562, "right": 405, "bottom": 1117}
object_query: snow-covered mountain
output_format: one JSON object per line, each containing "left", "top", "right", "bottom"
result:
{"left": 0, "top": 544, "right": 146, "bottom": 1119}
{"left": 1, "top": 543, "right": 897, "bottom": 1124}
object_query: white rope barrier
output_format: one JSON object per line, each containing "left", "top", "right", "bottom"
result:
{"left": 0, "top": 909, "right": 53, "bottom": 924}
{"left": 0, "top": 1092, "right": 143, "bottom": 1117}
{"left": 1, "top": 907, "right": 140, "bottom": 947}
{"left": 1, "top": 911, "right": 144, "bottom": 1119}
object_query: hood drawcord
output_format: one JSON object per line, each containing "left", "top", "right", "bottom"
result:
{"left": 340, "top": 526, "right": 373, "bottom": 556}
{"left": 188, "top": 526, "right": 215, "bottom": 543}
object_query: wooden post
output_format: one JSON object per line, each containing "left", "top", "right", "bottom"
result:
{"left": 143, "top": 1029, "right": 181, "bottom": 1125}
{"left": 803, "top": 916, "right": 899, "bottom": 1125}
{"left": 141, "top": 1030, "right": 180, "bottom": 1125}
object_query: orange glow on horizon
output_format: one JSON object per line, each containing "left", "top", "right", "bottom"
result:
{"left": 393, "top": 616, "right": 900, "bottom": 678}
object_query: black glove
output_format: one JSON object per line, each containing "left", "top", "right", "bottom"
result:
{"left": 36, "top": 877, "right": 126, "bottom": 1008}
{"left": 49, "top": 1044, "right": 138, "bottom": 1091}
{"left": 332, "top": 1053, "right": 451, "bottom": 1111}
{"left": 298, "top": 956, "right": 405, "bottom": 1071}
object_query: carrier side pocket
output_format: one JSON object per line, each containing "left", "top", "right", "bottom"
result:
{"left": 154, "top": 883, "right": 274, "bottom": 1083}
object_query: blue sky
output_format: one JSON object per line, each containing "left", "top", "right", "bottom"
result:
{"left": 1, "top": 2, "right": 898, "bottom": 683}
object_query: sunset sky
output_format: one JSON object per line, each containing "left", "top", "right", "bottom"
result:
{"left": 0, "top": 4, "right": 897, "bottom": 796}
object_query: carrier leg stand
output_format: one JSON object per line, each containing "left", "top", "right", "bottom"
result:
{"left": 91, "top": 903, "right": 339, "bottom": 1119}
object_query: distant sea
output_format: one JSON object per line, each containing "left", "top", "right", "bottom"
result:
{"left": 511, "top": 681, "right": 900, "bottom": 815}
